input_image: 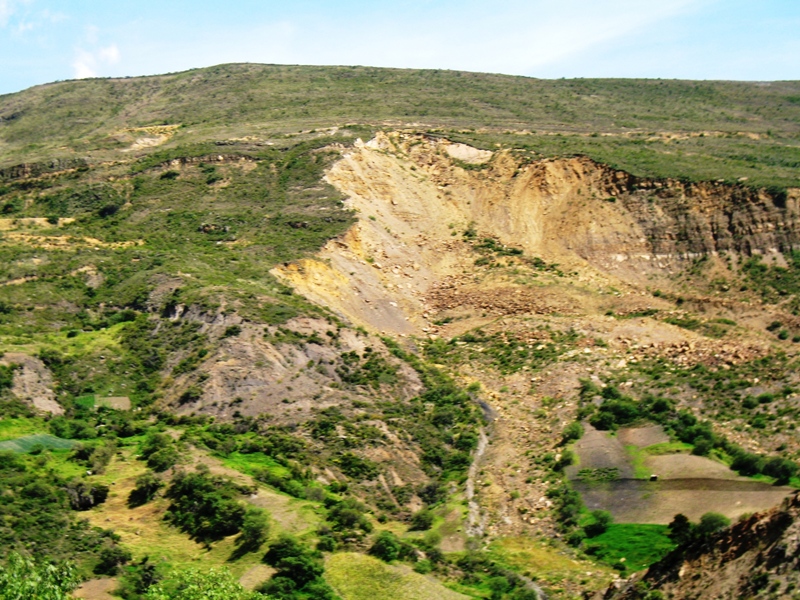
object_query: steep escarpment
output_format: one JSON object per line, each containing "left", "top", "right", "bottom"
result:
{"left": 275, "top": 132, "right": 799, "bottom": 334}
{"left": 605, "top": 492, "right": 800, "bottom": 600}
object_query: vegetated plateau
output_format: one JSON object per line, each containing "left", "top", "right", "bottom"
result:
{"left": 0, "top": 63, "right": 799, "bottom": 600}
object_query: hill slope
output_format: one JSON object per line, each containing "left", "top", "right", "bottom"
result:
{"left": 2, "top": 64, "right": 800, "bottom": 187}
{"left": 0, "top": 65, "right": 799, "bottom": 600}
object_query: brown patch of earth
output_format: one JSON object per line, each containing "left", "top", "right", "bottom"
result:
{"left": 576, "top": 479, "right": 794, "bottom": 524}
{"left": 617, "top": 426, "right": 669, "bottom": 448}
{"left": 72, "top": 578, "right": 117, "bottom": 599}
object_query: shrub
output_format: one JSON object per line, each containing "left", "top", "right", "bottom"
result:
{"left": 0, "top": 553, "right": 79, "bottom": 600}
{"left": 762, "top": 457, "right": 798, "bottom": 485}
{"left": 561, "top": 421, "right": 584, "bottom": 444}
{"left": 584, "top": 510, "right": 613, "bottom": 537}
{"left": 144, "top": 566, "right": 260, "bottom": 600}
{"left": 94, "top": 546, "right": 133, "bottom": 576}
{"left": 147, "top": 446, "right": 180, "bottom": 472}
{"left": 369, "top": 531, "right": 402, "bottom": 562}
{"left": 235, "top": 507, "right": 271, "bottom": 553}
{"left": 409, "top": 509, "right": 435, "bottom": 531}
{"left": 128, "top": 471, "right": 163, "bottom": 507}
{"left": 697, "top": 512, "right": 730, "bottom": 538}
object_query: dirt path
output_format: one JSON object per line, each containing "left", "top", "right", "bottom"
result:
{"left": 466, "top": 427, "right": 489, "bottom": 537}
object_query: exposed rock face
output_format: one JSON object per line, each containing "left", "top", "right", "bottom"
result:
{"left": 0, "top": 158, "right": 87, "bottom": 181}
{"left": 274, "top": 132, "right": 799, "bottom": 333}
{"left": 604, "top": 492, "right": 800, "bottom": 599}
{"left": 0, "top": 352, "right": 62, "bottom": 415}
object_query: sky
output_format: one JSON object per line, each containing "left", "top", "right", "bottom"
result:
{"left": 0, "top": 0, "right": 799, "bottom": 95}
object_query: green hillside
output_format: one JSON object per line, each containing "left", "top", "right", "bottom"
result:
{"left": 1, "top": 64, "right": 799, "bottom": 188}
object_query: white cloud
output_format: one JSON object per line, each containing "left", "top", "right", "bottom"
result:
{"left": 98, "top": 44, "right": 120, "bottom": 64}
{"left": 72, "top": 49, "right": 96, "bottom": 78}
{"left": 72, "top": 44, "right": 122, "bottom": 79}
{"left": 0, "top": 0, "right": 16, "bottom": 27}
{"left": 40, "top": 9, "right": 66, "bottom": 24}
{"left": 1, "top": 0, "right": 38, "bottom": 32}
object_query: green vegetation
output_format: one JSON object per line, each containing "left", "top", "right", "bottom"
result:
{"left": 2, "top": 63, "right": 800, "bottom": 599}
{"left": 424, "top": 326, "right": 580, "bottom": 375}
{"left": 0, "top": 552, "right": 80, "bottom": 600}
{"left": 3, "top": 65, "right": 800, "bottom": 190}
{"left": 325, "top": 552, "right": 467, "bottom": 600}
{"left": 584, "top": 524, "right": 675, "bottom": 574}
{"left": 742, "top": 251, "right": 800, "bottom": 316}
{"left": 144, "top": 566, "right": 266, "bottom": 600}
{"left": 164, "top": 466, "right": 249, "bottom": 543}
{"left": 667, "top": 512, "right": 731, "bottom": 547}
{"left": 0, "top": 433, "right": 76, "bottom": 453}
{"left": 259, "top": 535, "right": 339, "bottom": 599}
{"left": 578, "top": 379, "right": 800, "bottom": 485}
{"left": 0, "top": 448, "right": 124, "bottom": 571}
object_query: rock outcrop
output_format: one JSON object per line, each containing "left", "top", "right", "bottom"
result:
{"left": 604, "top": 492, "right": 800, "bottom": 600}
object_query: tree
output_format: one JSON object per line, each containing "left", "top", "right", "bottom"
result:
{"left": 235, "top": 507, "right": 271, "bottom": 553}
{"left": 128, "top": 471, "right": 163, "bottom": 507}
{"left": 144, "top": 567, "right": 265, "bottom": 600}
{"left": 409, "top": 509, "right": 435, "bottom": 531}
{"left": 0, "top": 552, "right": 79, "bottom": 600}
{"left": 763, "top": 457, "right": 798, "bottom": 485}
{"left": 369, "top": 531, "right": 401, "bottom": 562}
{"left": 667, "top": 513, "right": 694, "bottom": 546}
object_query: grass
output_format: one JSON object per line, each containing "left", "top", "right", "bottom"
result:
{"left": 487, "top": 536, "right": 613, "bottom": 592}
{"left": 583, "top": 524, "right": 675, "bottom": 575}
{"left": 86, "top": 450, "right": 272, "bottom": 578}
{"left": 324, "top": 552, "right": 469, "bottom": 600}
{"left": 0, "top": 416, "right": 47, "bottom": 440}
{"left": 2, "top": 65, "right": 800, "bottom": 190}
{"left": 221, "top": 451, "right": 291, "bottom": 479}
{"left": 643, "top": 442, "right": 694, "bottom": 455}
{"left": 625, "top": 445, "right": 651, "bottom": 479}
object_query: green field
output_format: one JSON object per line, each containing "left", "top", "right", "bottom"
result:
{"left": 583, "top": 524, "right": 675, "bottom": 574}
{"left": 0, "top": 433, "right": 77, "bottom": 453}
{"left": 325, "top": 552, "right": 469, "bottom": 600}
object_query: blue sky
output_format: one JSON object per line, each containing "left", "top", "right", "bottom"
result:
{"left": 1, "top": 0, "right": 799, "bottom": 95}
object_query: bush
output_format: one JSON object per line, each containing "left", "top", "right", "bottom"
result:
{"left": 94, "top": 546, "right": 133, "bottom": 576}
{"left": 561, "top": 421, "right": 584, "bottom": 444}
{"left": 65, "top": 479, "right": 109, "bottom": 510}
{"left": 235, "top": 507, "right": 270, "bottom": 553}
{"left": 144, "top": 566, "right": 260, "bottom": 600}
{"left": 337, "top": 452, "right": 379, "bottom": 480}
{"left": 409, "top": 509, "right": 435, "bottom": 531}
{"left": 261, "top": 535, "right": 334, "bottom": 599}
{"left": 147, "top": 446, "right": 180, "bottom": 472}
{"left": 697, "top": 512, "right": 730, "bottom": 538}
{"left": 128, "top": 471, "right": 163, "bottom": 507}
{"left": 584, "top": 510, "right": 613, "bottom": 537}
{"left": 369, "top": 531, "right": 401, "bottom": 562}
{"left": 0, "top": 553, "right": 79, "bottom": 600}
{"left": 762, "top": 457, "right": 798, "bottom": 485}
